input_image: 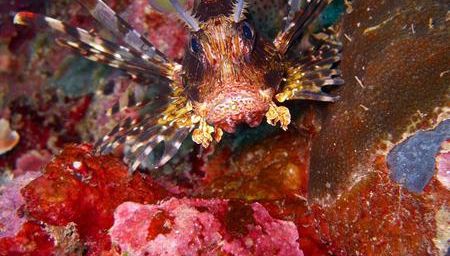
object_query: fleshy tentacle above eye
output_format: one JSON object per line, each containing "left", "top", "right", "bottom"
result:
{"left": 232, "top": 0, "right": 249, "bottom": 23}
{"left": 169, "top": 0, "right": 201, "bottom": 31}
{"left": 285, "top": 0, "right": 301, "bottom": 29}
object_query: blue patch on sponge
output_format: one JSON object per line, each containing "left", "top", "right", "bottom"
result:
{"left": 387, "top": 119, "right": 450, "bottom": 193}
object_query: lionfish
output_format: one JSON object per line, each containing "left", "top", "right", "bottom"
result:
{"left": 14, "top": 0, "right": 343, "bottom": 171}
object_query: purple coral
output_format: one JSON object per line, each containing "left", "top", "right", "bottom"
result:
{"left": 436, "top": 139, "right": 450, "bottom": 190}
{"left": 110, "top": 198, "right": 303, "bottom": 256}
{"left": 0, "top": 171, "right": 40, "bottom": 238}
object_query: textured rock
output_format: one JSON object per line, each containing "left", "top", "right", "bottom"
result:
{"left": 308, "top": 0, "right": 450, "bottom": 203}
{"left": 19, "top": 144, "right": 168, "bottom": 255}
{"left": 433, "top": 207, "right": 450, "bottom": 256}
{"left": 321, "top": 159, "right": 446, "bottom": 255}
{"left": 196, "top": 129, "right": 311, "bottom": 200}
{"left": 110, "top": 198, "right": 303, "bottom": 256}
{"left": 0, "top": 222, "right": 55, "bottom": 255}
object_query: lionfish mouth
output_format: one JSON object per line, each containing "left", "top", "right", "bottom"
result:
{"left": 205, "top": 88, "right": 272, "bottom": 133}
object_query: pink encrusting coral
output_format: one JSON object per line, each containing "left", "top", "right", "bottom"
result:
{"left": 436, "top": 139, "right": 450, "bottom": 190}
{"left": 0, "top": 171, "right": 40, "bottom": 238}
{"left": 110, "top": 198, "right": 304, "bottom": 256}
{"left": 13, "top": 149, "right": 51, "bottom": 176}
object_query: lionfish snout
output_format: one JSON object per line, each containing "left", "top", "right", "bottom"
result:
{"left": 202, "top": 85, "right": 274, "bottom": 133}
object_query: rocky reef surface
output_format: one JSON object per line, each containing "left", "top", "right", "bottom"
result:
{"left": 0, "top": 0, "right": 448, "bottom": 255}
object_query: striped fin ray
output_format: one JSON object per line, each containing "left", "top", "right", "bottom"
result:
{"left": 297, "top": 43, "right": 341, "bottom": 68}
{"left": 95, "top": 92, "right": 194, "bottom": 172}
{"left": 14, "top": 12, "right": 139, "bottom": 63}
{"left": 56, "top": 39, "right": 149, "bottom": 75}
{"left": 13, "top": 12, "right": 172, "bottom": 78}
{"left": 276, "top": 30, "right": 343, "bottom": 103}
{"left": 95, "top": 115, "right": 190, "bottom": 172}
{"left": 76, "top": 0, "right": 168, "bottom": 63}
{"left": 95, "top": 113, "right": 160, "bottom": 155}
{"left": 274, "top": 0, "right": 329, "bottom": 55}
{"left": 129, "top": 126, "right": 191, "bottom": 172}
{"left": 157, "top": 128, "right": 191, "bottom": 167}
{"left": 14, "top": 2, "right": 193, "bottom": 172}
{"left": 285, "top": 0, "right": 301, "bottom": 29}
{"left": 105, "top": 83, "right": 152, "bottom": 117}
{"left": 94, "top": 82, "right": 173, "bottom": 156}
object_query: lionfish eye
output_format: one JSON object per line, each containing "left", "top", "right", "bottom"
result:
{"left": 190, "top": 37, "right": 202, "bottom": 54}
{"left": 242, "top": 22, "right": 253, "bottom": 40}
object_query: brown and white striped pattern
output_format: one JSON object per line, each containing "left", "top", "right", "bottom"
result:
{"left": 274, "top": 0, "right": 330, "bottom": 55}
{"left": 276, "top": 26, "right": 344, "bottom": 103}
{"left": 14, "top": 11, "right": 172, "bottom": 78}
{"left": 76, "top": 0, "right": 168, "bottom": 63}
{"left": 14, "top": 1, "right": 195, "bottom": 172}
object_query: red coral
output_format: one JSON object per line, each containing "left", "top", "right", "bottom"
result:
{"left": 321, "top": 156, "right": 447, "bottom": 255}
{"left": 125, "top": 0, "right": 189, "bottom": 60}
{"left": 196, "top": 130, "right": 311, "bottom": 200}
{"left": 110, "top": 198, "right": 303, "bottom": 256}
{"left": 261, "top": 200, "right": 335, "bottom": 256}
{"left": 19, "top": 144, "right": 168, "bottom": 255}
{"left": 0, "top": 222, "right": 55, "bottom": 256}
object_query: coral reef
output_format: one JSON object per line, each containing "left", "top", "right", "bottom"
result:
{"left": 0, "top": 171, "right": 40, "bottom": 239}
{"left": 195, "top": 128, "right": 311, "bottom": 200}
{"left": 111, "top": 199, "right": 303, "bottom": 256}
{"left": 308, "top": 0, "right": 449, "bottom": 202}
{"left": 13, "top": 149, "right": 51, "bottom": 176}
{"left": 1, "top": 144, "right": 168, "bottom": 255}
{"left": 0, "top": 222, "right": 55, "bottom": 255}
{"left": 0, "top": 0, "right": 448, "bottom": 255}
{"left": 126, "top": 0, "right": 190, "bottom": 60}
{"left": 436, "top": 139, "right": 450, "bottom": 190}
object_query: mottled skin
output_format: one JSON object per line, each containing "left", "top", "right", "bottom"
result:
{"left": 182, "top": 11, "right": 284, "bottom": 133}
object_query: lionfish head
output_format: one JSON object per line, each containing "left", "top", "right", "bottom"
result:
{"left": 177, "top": 0, "right": 284, "bottom": 133}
